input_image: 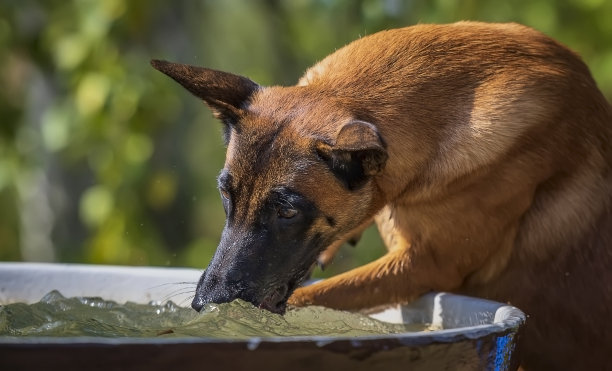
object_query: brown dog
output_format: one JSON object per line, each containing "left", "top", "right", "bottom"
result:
{"left": 152, "top": 22, "right": 612, "bottom": 370}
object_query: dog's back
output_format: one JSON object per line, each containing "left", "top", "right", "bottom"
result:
{"left": 300, "top": 22, "right": 612, "bottom": 369}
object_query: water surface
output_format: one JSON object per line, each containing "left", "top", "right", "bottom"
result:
{"left": 0, "top": 291, "right": 430, "bottom": 338}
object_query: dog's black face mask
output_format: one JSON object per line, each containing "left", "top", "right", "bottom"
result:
{"left": 188, "top": 96, "right": 338, "bottom": 313}
{"left": 191, "top": 178, "right": 322, "bottom": 313}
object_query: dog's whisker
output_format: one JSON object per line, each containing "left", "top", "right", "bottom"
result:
{"left": 159, "top": 288, "right": 197, "bottom": 304}
{"left": 178, "top": 295, "right": 196, "bottom": 308}
{"left": 147, "top": 281, "right": 198, "bottom": 290}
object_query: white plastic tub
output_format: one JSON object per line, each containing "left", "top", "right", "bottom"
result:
{"left": 0, "top": 262, "right": 525, "bottom": 370}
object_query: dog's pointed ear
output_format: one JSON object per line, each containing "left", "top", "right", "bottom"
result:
{"left": 151, "top": 59, "right": 259, "bottom": 127}
{"left": 316, "top": 121, "right": 388, "bottom": 190}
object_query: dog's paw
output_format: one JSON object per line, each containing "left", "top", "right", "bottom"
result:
{"left": 287, "top": 287, "right": 315, "bottom": 307}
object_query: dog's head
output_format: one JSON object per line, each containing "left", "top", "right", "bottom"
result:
{"left": 152, "top": 60, "right": 387, "bottom": 313}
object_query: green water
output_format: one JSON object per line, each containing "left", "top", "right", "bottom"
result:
{"left": 0, "top": 291, "right": 429, "bottom": 338}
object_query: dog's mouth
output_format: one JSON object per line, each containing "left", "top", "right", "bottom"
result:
{"left": 258, "top": 273, "right": 307, "bottom": 314}
{"left": 258, "top": 284, "right": 289, "bottom": 314}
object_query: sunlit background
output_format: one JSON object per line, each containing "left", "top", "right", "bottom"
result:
{"left": 1, "top": 0, "right": 611, "bottom": 278}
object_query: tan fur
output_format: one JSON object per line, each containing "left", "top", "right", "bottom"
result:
{"left": 285, "top": 22, "right": 612, "bottom": 370}
{"left": 153, "top": 21, "right": 612, "bottom": 370}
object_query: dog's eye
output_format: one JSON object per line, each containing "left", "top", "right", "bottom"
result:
{"left": 220, "top": 189, "right": 230, "bottom": 200}
{"left": 278, "top": 207, "right": 298, "bottom": 219}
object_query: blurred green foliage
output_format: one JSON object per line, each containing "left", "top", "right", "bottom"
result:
{"left": 1, "top": 0, "right": 611, "bottom": 278}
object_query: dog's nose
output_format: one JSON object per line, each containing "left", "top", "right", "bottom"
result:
{"left": 191, "top": 296, "right": 205, "bottom": 312}
{"left": 190, "top": 271, "right": 241, "bottom": 312}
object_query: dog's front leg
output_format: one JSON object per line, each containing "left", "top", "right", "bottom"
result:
{"left": 288, "top": 242, "right": 464, "bottom": 311}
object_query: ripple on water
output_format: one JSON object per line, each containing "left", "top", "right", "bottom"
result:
{"left": 0, "top": 290, "right": 432, "bottom": 339}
